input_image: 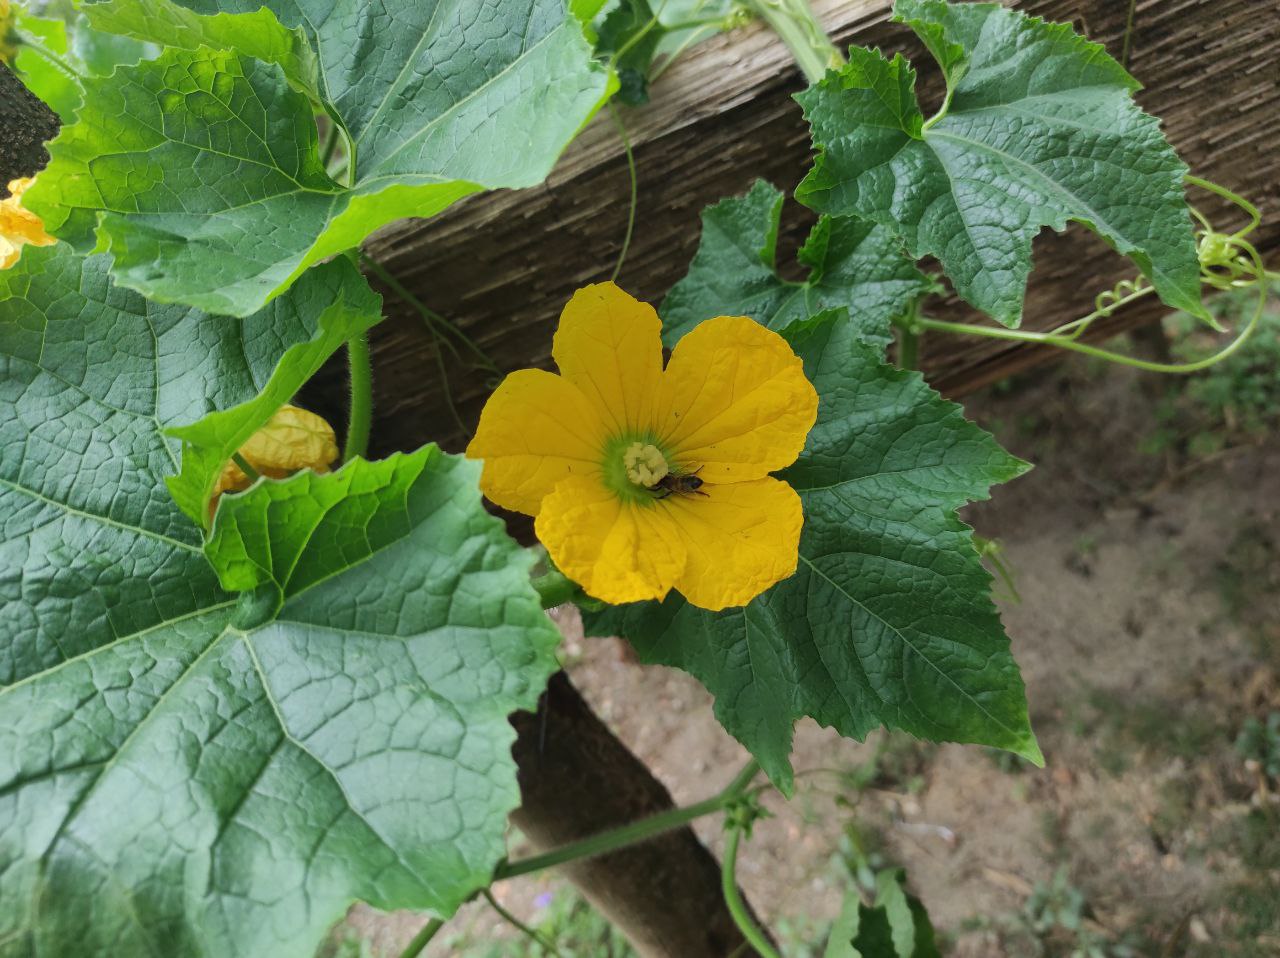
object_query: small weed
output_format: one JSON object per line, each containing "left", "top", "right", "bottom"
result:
{"left": 1236, "top": 712, "right": 1280, "bottom": 781}
{"left": 1083, "top": 688, "right": 1226, "bottom": 764}
{"left": 834, "top": 731, "right": 934, "bottom": 795}
{"left": 967, "top": 868, "right": 1142, "bottom": 957}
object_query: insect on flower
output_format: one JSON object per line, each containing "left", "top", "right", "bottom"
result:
{"left": 648, "top": 466, "right": 707, "bottom": 500}
{"left": 467, "top": 282, "right": 818, "bottom": 611}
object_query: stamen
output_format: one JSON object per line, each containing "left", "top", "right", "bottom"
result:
{"left": 622, "top": 442, "right": 668, "bottom": 487}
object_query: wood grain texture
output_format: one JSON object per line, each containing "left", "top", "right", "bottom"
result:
{"left": 302, "top": 0, "right": 1279, "bottom": 463}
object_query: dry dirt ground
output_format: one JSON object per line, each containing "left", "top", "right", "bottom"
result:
{"left": 339, "top": 341, "right": 1280, "bottom": 957}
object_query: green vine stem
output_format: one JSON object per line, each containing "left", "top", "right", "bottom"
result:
{"left": 398, "top": 917, "right": 445, "bottom": 958}
{"left": 740, "top": 0, "right": 844, "bottom": 84}
{"left": 358, "top": 252, "right": 499, "bottom": 374}
{"left": 895, "top": 296, "right": 923, "bottom": 370}
{"left": 230, "top": 452, "right": 261, "bottom": 482}
{"left": 722, "top": 822, "right": 783, "bottom": 958}
{"left": 608, "top": 102, "right": 638, "bottom": 283}
{"left": 483, "top": 889, "right": 565, "bottom": 957}
{"left": 493, "top": 759, "right": 762, "bottom": 882}
{"left": 342, "top": 331, "right": 373, "bottom": 463}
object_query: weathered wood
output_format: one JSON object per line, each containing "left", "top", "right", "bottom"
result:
{"left": 0, "top": 62, "right": 59, "bottom": 195}
{"left": 304, "top": 0, "right": 1280, "bottom": 457}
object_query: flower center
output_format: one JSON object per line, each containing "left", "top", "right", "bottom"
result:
{"left": 622, "top": 442, "right": 668, "bottom": 487}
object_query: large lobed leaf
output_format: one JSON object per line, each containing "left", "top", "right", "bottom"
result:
{"left": 0, "top": 245, "right": 561, "bottom": 957}
{"left": 27, "top": 0, "right": 614, "bottom": 316}
{"left": 795, "top": 0, "right": 1204, "bottom": 327}
{"left": 587, "top": 309, "right": 1038, "bottom": 791}
{"left": 661, "top": 179, "right": 932, "bottom": 350}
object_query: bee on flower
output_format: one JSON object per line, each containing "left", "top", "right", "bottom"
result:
{"left": 467, "top": 283, "right": 818, "bottom": 611}
{"left": 0, "top": 177, "right": 56, "bottom": 270}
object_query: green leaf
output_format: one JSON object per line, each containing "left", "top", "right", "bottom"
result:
{"left": 662, "top": 179, "right": 932, "bottom": 350}
{"left": 586, "top": 309, "right": 1039, "bottom": 791}
{"left": 28, "top": 0, "right": 614, "bottom": 316}
{"left": 12, "top": 13, "right": 82, "bottom": 119}
{"left": 164, "top": 260, "right": 383, "bottom": 527}
{"left": 827, "top": 871, "right": 939, "bottom": 958}
{"left": 873, "top": 869, "right": 939, "bottom": 958}
{"left": 596, "top": 0, "right": 664, "bottom": 105}
{"left": 795, "top": 0, "right": 1204, "bottom": 327}
{"left": 1, "top": 248, "right": 562, "bottom": 954}
{"left": 12, "top": 3, "right": 159, "bottom": 122}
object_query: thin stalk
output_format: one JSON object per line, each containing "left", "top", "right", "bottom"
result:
{"left": 897, "top": 326, "right": 919, "bottom": 370}
{"left": 1121, "top": 0, "right": 1138, "bottom": 67}
{"left": 493, "top": 759, "right": 761, "bottom": 882}
{"left": 483, "top": 890, "right": 564, "bottom": 958}
{"left": 358, "top": 252, "right": 497, "bottom": 373}
{"left": 343, "top": 128, "right": 357, "bottom": 188}
{"left": 915, "top": 294, "right": 1263, "bottom": 375}
{"left": 895, "top": 296, "right": 923, "bottom": 370}
{"left": 721, "top": 826, "right": 782, "bottom": 958}
{"left": 343, "top": 332, "right": 372, "bottom": 463}
{"left": 398, "top": 917, "right": 446, "bottom": 958}
{"left": 1186, "top": 174, "right": 1261, "bottom": 238}
{"left": 231, "top": 453, "right": 261, "bottom": 482}
{"left": 320, "top": 118, "right": 341, "bottom": 167}
{"left": 741, "top": 0, "right": 843, "bottom": 85}
{"left": 608, "top": 102, "right": 638, "bottom": 282}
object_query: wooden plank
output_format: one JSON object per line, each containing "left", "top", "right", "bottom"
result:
{"left": 303, "top": 0, "right": 1280, "bottom": 459}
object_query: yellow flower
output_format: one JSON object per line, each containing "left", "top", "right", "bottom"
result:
{"left": 467, "top": 282, "right": 819, "bottom": 611}
{"left": 1, "top": 178, "right": 56, "bottom": 269}
{"left": 214, "top": 404, "right": 338, "bottom": 498}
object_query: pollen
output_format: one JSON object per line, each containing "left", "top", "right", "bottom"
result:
{"left": 622, "top": 441, "right": 668, "bottom": 487}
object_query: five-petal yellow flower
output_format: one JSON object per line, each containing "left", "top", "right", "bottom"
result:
{"left": 467, "top": 283, "right": 819, "bottom": 611}
{"left": 0, "top": 178, "right": 56, "bottom": 270}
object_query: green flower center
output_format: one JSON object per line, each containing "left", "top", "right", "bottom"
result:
{"left": 622, "top": 442, "right": 668, "bottom": 487}
{"left": 601, "top": 434, "right": 673, "bottom": 504}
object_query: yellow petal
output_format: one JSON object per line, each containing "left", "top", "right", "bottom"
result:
{"left": 552, "top": 282, "right": 664, "bottom": 436}
{"left": 1, "top": 178, "right": 57, "bottom": 270}
{"left": 662, "top": 478, "right": 803, "bottom": 611}
{"left": 657, "top": 316, "right": 818, "bottom": 484}
{"left": 214, "top": 404, "right": 338, "bottom": 496}
{"left": 536, "top": 475, "right": 687, "bottom": 605}
{"left": 466, "top": 368, "right": 609, "bottom": 516}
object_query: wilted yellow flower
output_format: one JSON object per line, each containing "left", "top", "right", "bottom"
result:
{"left": 467, "top": 282, "right": 818, "bottom": 611}
{"left": 1, "top": 178, "right": 56, "bottom": 269}
{"left": 214, "top": 404, "right": 339, "bottom": 498}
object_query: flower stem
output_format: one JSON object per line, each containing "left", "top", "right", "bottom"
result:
{"left": 493, "top": 759, "right": 761, "bottom": 882}
{"left": 740, "top": 0, "right": 843, "bottom": 84}
{"left": 398, "top": 917, "right": 445, "bottom": 958}
{"left": 722, "top": 824, "right": 782, "bottom": 958}
{"left": 343, "top": 332, "right": 372, "bottom": 463}
{"left": 231, "top": 453, "right": 261, "bottom": 482}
